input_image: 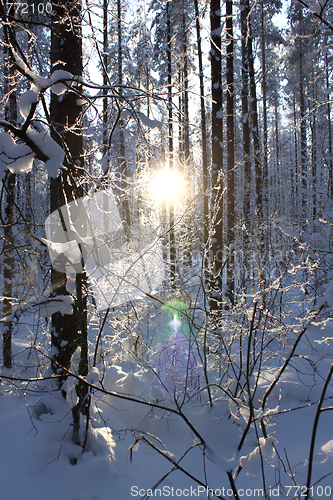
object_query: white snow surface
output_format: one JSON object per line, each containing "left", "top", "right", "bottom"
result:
{"left": 0, "top": 132, "right": 34, "bottom": 175}
{"left": 138, "top": 111, "right": 163, "bottom": 129}
{"left": 1, "top": 303, "right": 333, "bottom": 500}
{"left": 0, "top": 125, "right": 65, "bottom": 178}
{"left": 19, "top": 88, "right": 39, "bottom": 119}
{"left": 26, "top": 127, "right": 65, "bottom": 177}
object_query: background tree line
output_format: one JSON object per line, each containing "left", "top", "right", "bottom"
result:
{"left": 1, "top": 0, "right": 333, "bottom": 482}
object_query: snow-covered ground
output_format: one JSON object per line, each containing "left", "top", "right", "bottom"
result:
{"left": 1, "top": 297, "right": 333, "bottom": 500}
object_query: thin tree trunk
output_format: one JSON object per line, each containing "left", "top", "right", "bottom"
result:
{"left": 210, "top": 0, "right": 223, "bottom": 310}
{"left": 178, "top": 70, "right": 183, "bottom": 164}
{"left": 274, "top": 94, "right": 280, "bottom": 211}
{"left": 3, "top": 172, "right": 16, "bottom": 369}
{"left": 299, "top": 9, "right": 307, "bottom": 220}
{"left": 2, "top": 43, "right": 17, "bottom": 369}
{"left": 326, "top": 52, "right": 333, "bottom": 198}
{"left": 261, "top": 5, "right": 268, "bottom": 219}
{"left": 194, "top": 0, "right": 209, "bottom": 248}
{"left": 240, "top": 0, "right": 251, "bottom": 281}
{"left": 103, "top": 0, "right": 108, "bottom": 157}
{"left": 167, "top": 2, "right": 177, "bottom": 286}
{"left": 247, "top": 0, "right": 265, "bottom": 298}
{"left": 103, "top": 0, "right": 109, "bottom": 236}
{"left": 311, "top": 69, "right": 317, "bottom": 223}
{"left": 293, "top": 92, "right": 298, "bottom": 205}
{"left": 247, "top": 2, "right": 262, "bottom": 222}
{"left": 117, "top": 0, "right": 131, "bottom": 233}
{"left": 182, "top": 10, "right": 190, "bottom": 165}
{"left": 226, "top": 0, "right": 235, "bottom": 305}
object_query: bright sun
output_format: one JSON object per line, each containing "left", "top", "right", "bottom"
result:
{"left": 151, "top": 169, "right": 183, "bottom": 203}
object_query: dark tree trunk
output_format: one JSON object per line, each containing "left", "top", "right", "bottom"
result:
{"left": 274, "top": 95, "right": 279, "bottom": 199}
{"left": 326, "top": 52, "right": 332, "bottom": 198}
{"left": 166, "top": 2, "right": 177, "bottom": 286}
{"left": 298, "top": 9, "right": 307, "bottom": 220}
{"left": 50, "top": 0, "right": 85, "bottom": 378}
{"left": 103, "top": 0, "right": 108, "bottom": 158}
{"left": 247, "top": 0, "right": 265, "bottom": 298}
{"left": 2, "top": 41, "right": 18, "bottom": 369}
{"left": 293, "top": 92, "right": 298, "bottom": 206}
{"left": 261, "top": 5, "right": 268, "bottom": 219}
{"left": 226, "top": 0, "right": 235, "bottom": 305}
{"left": 247, "top": 3, "right": 262, "bottom": 222}
{"left": 50, "top": 0, "right": 88, "bottom": 445}
{"left": 240, "top": 0, "right": 251, "bottom": 240}
{"left": 117, "top": 0, "right": 131, "bottom": 233}
{"left": 182, "top": 10, "right": 190, "bottom": 165}
{"left": 311, "top": 69, "right": 317, "bottom": 223}
{"left": 194, "top": 0, "right": 209, "bottom": 248}
{"left": 209, "top": 0, "right": 223, "bottom": 310}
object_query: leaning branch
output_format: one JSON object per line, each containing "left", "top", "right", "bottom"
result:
{"left": 296, "top": 0, "right": 333, "bottom": 33}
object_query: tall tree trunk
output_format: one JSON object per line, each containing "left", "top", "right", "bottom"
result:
{"left": 226, "top": 0, "right": 234, "bottom": 305}
{"left": 326, "top": 52, "right": 333, "bottom": 198}
{"left": 247, "top": 0, "right": 265, "bottom": 298}
{"left": 194, "top": 0, "right": 209, "bottom": 248}
{"left": 209, "top": 0, "right": 223, "bottom": 310}
{"left": 182, "top": 10, "right": 190, "bottom": 165}
{"left": 293, "top": 92, "right": 298, "bottom": 206}
{"left": 50, "top": 0, "right": 88, "bottom": 445}
{"left": 311, "top": 69, "right": 317, "bottom": 223}
{"left": 247, "top": 1, "right": 262, "bottom": 222}
{"left": 240, "top": 0, "right": 251, "bottom": 283}
{"left": 274, "top": 94, "right": 280, "bottom": 212}
{"left": 178, "top": 70, "right": 184, "bottom": 164}
{"left": 3, "top": 170, "right": 16, "bottom": 369}
{"left": 102, "top": 0, "right": 109, "bottom": 236}
{"left": 167, "top": 2, "right": 177, "bottom": 286}
{"left": 298, "top": 9, "right": 307, "bottom": 220}
{"left": 2, "top": 31, "right": 18, "bottom": 368}
{"left": 261, "top": 4, "right": 268, "bottom": 220}
{"left": 117, "top": 0, "right": 131, "bottom": 233}
{"left": 103, "top": 0, "right": 108, "bottom": 158}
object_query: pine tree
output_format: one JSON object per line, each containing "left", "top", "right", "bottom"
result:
{"left": 209, "top": 0, "right": 223, "bottom": 311}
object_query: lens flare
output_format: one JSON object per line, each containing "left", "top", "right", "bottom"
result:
{"left": 152, "top": 298, "right": 202, "bottom": 398}
{"left": 151, "top": 169, "right": 183, "bottom": 203}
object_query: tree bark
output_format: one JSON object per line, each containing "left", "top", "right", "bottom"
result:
{"left": 2, "top": 41, "right": 18, "bottom": 369}
{"left": 298, "top": 8, "right": 307, "bottom": 220}
{"left": 261, "top": 5, "right": 268, "bottom": 220}
{"left": 226, "top": 0, "right": 235, "bottom": 305}
{"left": 326, "top": 51, "right": 333, "bottom": 198}
{"left": 311, "top": 68, "right": 317, "bottom": 223}
{"left": 241, "top": 0, "right": 251, "bottom": 238}
{"left": 117, "top": 0, "right": 131, "bottom": 234}
{"left": 194, "top": 0, "right": 209, "bottom": 248}
{"left": 50, "top": 0, "right": 85, "bottom": 380}
{"left": 209, "top": 0, "right": 223, "bottom": 310}
{"left": 247, "top": 2, "right": 262, "bottom": 222}
{"left": 166, "top": 2, "right": 177, "bottom": 286}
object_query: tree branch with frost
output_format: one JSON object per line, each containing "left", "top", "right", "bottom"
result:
{"left": 0, "top": 121, "right": 48, "bottom": 164}
{"left": 130, "top": 435, "right": 229, "bottom": 500}
{"left": 305, "top": 363, "right": 333, "bottom": 500}
{"left": 260, "top": 304, "right": 325, "bottom": 436}
{"left": 138, "top": 443, "right": 201, "bottom": 500}
{"left": 296, "top": 0, "right": 333, "bottom": 32}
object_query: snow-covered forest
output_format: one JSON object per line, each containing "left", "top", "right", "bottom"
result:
{"left": 1, "top": 0, "right": 333, "bottom": 498}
